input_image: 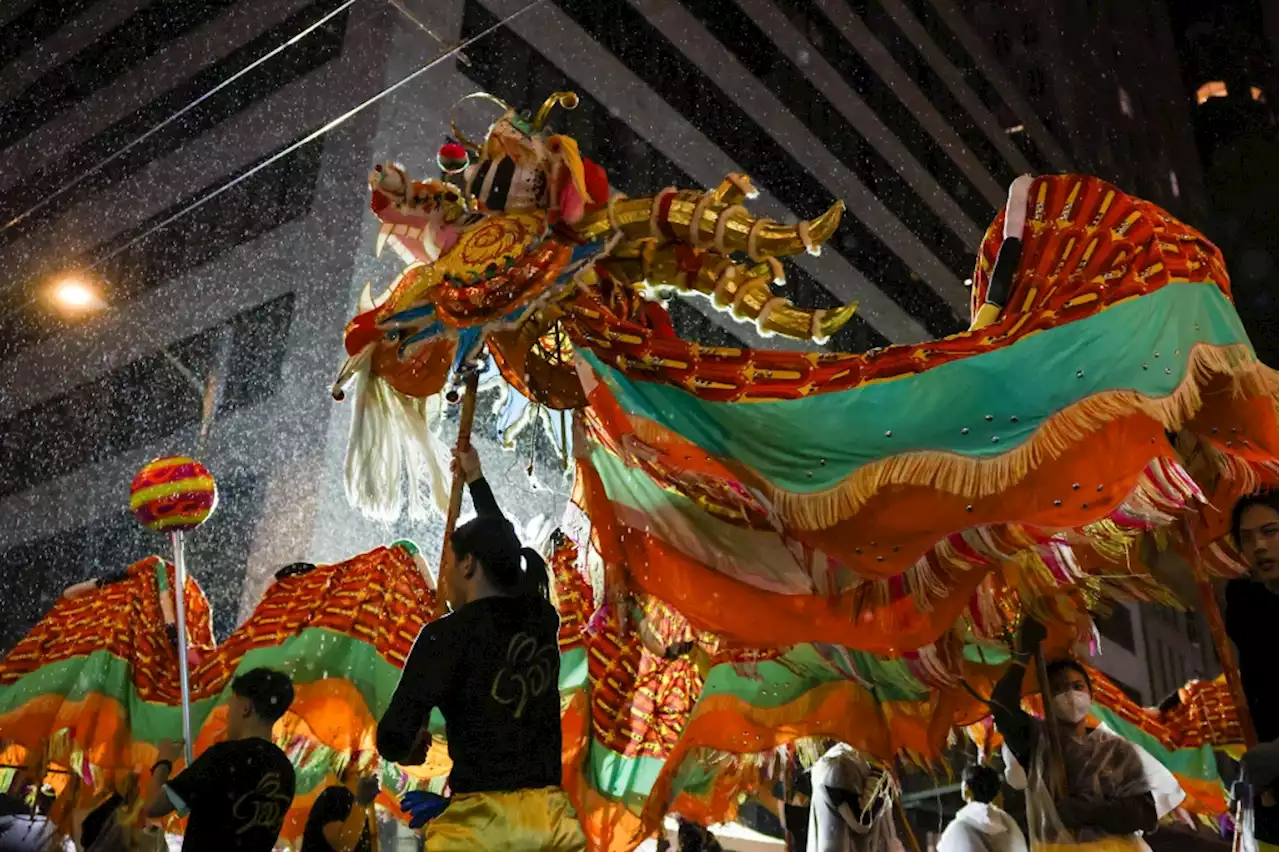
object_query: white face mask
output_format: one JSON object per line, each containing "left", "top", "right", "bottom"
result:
{"left": 1051, "top": 690, "right": 1091, "bottom": 724}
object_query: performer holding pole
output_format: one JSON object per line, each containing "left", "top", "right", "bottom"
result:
{"left": 129, "top": 456, "right": 219, "bottom": 765}
{"left": 991, "top": 618, "right": 1158, "bottom": 849}
{"left": 378, "top": 444, "right": 585, "bottom": 850}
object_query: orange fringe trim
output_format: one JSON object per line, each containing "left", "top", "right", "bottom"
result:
{"left": 627, "top": 342, "right": 1276, "bottom": 531}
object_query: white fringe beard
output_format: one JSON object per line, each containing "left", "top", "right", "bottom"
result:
{"left": 343, "top": 360, "right": 450, "bottom": 523}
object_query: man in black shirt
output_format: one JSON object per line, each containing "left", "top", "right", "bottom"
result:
{"left": 1225, "top": 490, "right": 1278, "bottom": 847}
{"left": 377, "top": 447, "right": 585, "bottom": 851}
{"left": 301, "top": 774, "right": 379, "bottom": 852}
{"left": 143, "top": 667, "right": 297, "bottom": 851}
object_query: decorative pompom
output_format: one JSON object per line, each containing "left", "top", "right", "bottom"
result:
{"left": 437, "top": 141, "right": 469, "bottom": 174}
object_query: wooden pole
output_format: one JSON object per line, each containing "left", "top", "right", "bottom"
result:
{"left": 435, "top": 368, "right": 481, "bottom": 614}
{"left": 1034, "top": 647, "right": 1068, "bottom": 798}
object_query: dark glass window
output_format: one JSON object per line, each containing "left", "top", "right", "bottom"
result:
{"left": 895, "top": 0, "right": 1058, "bottom": 173}
{"left": 854, "top": 0, "right": 1019, "bottom": 200}
{"left": 0, "top": 0, "right": 101, "bottom": 69}
{"left": 0, "top": 0, "right": 243, "bottom": 149}
{"left": 0, "top": 293, "right": 296, "bottom": 499}
{"left": 679, "top": 0, "right": 972, "bottom": 276}
{"left": 0, "top": 0, "right": 348, "bottom": 248}
{"left": 1095, "top": 606, "right": 1135, "bottom": 653}
{"left": 1111, "top": 677, "right": 1144, "bottom": 705}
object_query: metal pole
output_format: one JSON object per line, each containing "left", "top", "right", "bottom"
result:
{"left": 171, "top": 531, "right": 194, "bottom": 765}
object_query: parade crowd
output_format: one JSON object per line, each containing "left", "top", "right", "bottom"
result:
{"left": 3, "top": 456, "right": 1276, "bottom": 852}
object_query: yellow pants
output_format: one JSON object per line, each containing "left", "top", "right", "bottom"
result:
{"left": 424, "top": 786, "right": 587, "bottom": 851}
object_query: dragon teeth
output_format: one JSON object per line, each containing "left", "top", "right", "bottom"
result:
{"left": 375, "top": 223, "right": 393, "bottom": 257}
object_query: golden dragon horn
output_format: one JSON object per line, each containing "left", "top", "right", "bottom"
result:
{"left": 531, "top": 91, "right": 580, "bottom": 131}
{"left": 448, "top": 92, "right": 512, "bottom": 154}
{"left": 603, "top": 248, "right": 858, "bottom": 343}
{"left": 577, "top": 184, "right": 844, "bottom": 260}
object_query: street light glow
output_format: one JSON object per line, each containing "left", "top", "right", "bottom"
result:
{"left": 50, "top": 278, "right": 103, "bottom": 312}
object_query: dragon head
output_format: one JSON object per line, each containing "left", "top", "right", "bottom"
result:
{"left": 449, "top": 91, "right": 604, "bottom": 225}
{"left": 368, "top": 162, "right": 469, "bottom": 266}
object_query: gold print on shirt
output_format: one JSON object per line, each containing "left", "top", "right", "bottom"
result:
{"left": 490, "top": 633, "right": 557, "bottom": 719}
{"left": 232, "top": 771, "right": 292, "bottom": 834}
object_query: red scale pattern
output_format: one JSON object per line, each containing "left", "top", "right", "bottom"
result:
{"left": 192, "top": 546, "right": 434, "bottom": 692}
{"left": 0, "top": 557, "right": 214, "bottom": 702}
{"left": 563, "top": 175, "right": 1230, "bottom": 403}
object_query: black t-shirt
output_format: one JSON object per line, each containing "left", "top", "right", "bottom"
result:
{"left": 1225, "top": 577, "right": 1278, "bottom": 743}
{"left": 378, "top": 595, "right": 563, "bottom": 793}
{"left": 165, "top": 737, "right": 296, "bottom": 852}
{"left": 300, "top": 786, "right": 371, "bottom": 852}
{"left": 377, "top": 477, "right": 563, "bottom": 794}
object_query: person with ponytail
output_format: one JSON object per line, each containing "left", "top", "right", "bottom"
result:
{"left": 377, "top": 446, "right": 585, "bottom": 851}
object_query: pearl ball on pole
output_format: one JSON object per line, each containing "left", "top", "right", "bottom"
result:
{"left": 130, "top": 456, "right": 219, "bottom": 765}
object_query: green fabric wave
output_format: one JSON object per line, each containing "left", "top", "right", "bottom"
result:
{"left": 1091, "top": 703, "right": 1222, "bottom": 782}
{"left": 698, "top": 644, "right": 927, "bottom": 709}
{"left": 582, "top": 282, "right": 1250, "bottom": 493}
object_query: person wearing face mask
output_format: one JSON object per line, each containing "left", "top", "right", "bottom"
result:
{"left": 990, "top": 619, "right": 1158, "bottom": 849}
{"left": 376, "top": 446, "right": 586, "bottom": 851}
{"left": 1225, "top": 490, "right": 1278, "bottom": 850}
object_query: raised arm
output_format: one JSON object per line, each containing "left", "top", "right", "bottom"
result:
{"left": 990, "top": 618, "right": 1046, "bottom": 773}
{"left": 455, "top": 446, "right": 501, "bottom": 518}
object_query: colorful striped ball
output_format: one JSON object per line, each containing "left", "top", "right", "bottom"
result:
{"left": 129, "top": 456, "right": 218, "bottom": 532}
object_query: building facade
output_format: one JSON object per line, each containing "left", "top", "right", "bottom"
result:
{"left": 0, "top": 0, "right": 1216, "bottom": 717}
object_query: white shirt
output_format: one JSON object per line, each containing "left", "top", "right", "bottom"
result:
{"left": 936, "top": 802, "right": 1028, "bottom": 852}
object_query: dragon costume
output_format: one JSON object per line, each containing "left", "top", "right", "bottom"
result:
{"left": 334, "top": 90, "right": 1275, "bottom": 646}
{"left": 322, "top": 89, "right": 1275, "bottom": 845}
{"left": 2, "top": 91, "right": 1275, "bottom": 850}
{"left": 0, "top": 541, "right": 1250, "bottom": 849}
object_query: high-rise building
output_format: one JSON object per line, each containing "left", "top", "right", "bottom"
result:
{"left": 1168, "top": 0, "right": 1277, "bottom": 367}
{"left": 0, "top": 0, "right": 1216, "bottom": 688}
